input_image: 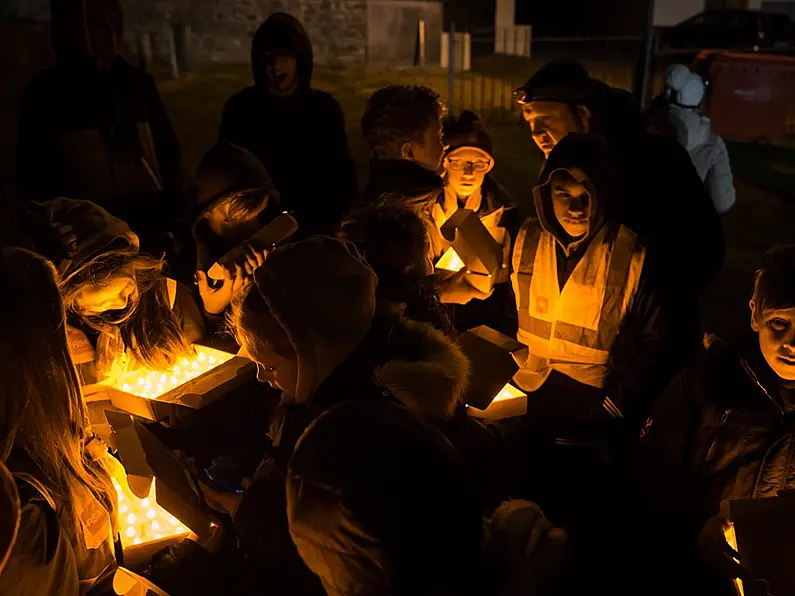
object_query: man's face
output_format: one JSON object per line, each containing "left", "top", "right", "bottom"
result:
{"left": 551, "top": 172, "right": 591, "bottom": 238}
{"left": 752, "top": 306, "right": 795, "bottom": 381}
{"left": 404, "top": 120, "right": 444, "bottom": 173}
{"left": 265, "top": 51, "right": 299, "bottom": 97}
{"left": 522, "top": 101, "right": 587, "bottom": 158}
{"left": 445, "top": 147, "right": 493, "bottom": 199}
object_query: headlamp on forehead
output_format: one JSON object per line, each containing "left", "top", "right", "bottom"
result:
{"left": 513, "top": 86, "right": 530, "bottom": 105}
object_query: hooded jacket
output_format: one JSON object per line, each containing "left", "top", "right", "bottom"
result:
{"left": 664, "top": 106, "right": 735, "bottom": 215}
{"left": 512, "top": 134, "right": 699, "bottom": 443}
{"left": 17, "top": 0, "right": 184, "bottom": 238}
{"left": 287, "top": 400, "right": 483, "bottom": 596}
{"left": 19, "top": 198, "right": 204, "bottom": 399}
{"left": 190, "top": 142, "right": 284, "bottom": 273}
{"left": 218, "top": 13, "right": 356, "bottom": 236}
{"left": 518, "top": 62, "right": 724, "bottom": 293}
{"left": 229, "top": 237, "right": 495, "bottom": 592}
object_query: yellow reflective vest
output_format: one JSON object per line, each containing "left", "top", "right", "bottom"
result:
{"left": 511, "top": 220, "right": 646, "bottom": 393}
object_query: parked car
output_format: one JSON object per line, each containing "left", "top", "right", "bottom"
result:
{"left": 659, "top": 9, "right": 795, "bottom": 56}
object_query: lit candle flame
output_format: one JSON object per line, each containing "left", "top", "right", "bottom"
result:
{"left": 108, "top": 346, "right": 234, "bottom": 400}
{"left": 436, "top": 247, "right": 465, "bottom": 273}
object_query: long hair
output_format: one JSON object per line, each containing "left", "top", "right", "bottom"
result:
{"left": 60, "top": 247, "right": 192, "bottom": 371}
{"left": 0, "top": 247, "right": 115, "bottom": 538}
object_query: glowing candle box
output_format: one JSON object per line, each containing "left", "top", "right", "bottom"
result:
{"left": 727, "top": 490, "right": 795, "bottom": 596}
{"left": 458, "top": 326, "right": 528, "bottom": 421}
{"left": 101, "top": 345, "right": 256, "bottom": 423}
{"left": 113, "top": 476, "right": 189, "bottom": 548}
{"left": 437, "top": 209, "right": 503, "bottom": 294}
{"left": 109, "top": 414, "right": 216, "bottom": 542}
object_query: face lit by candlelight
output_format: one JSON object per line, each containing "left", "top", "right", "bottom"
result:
{"left": 550, "top": 171, "right": 592, "bottom": 239}
{"left": 752, "top": 305, "right": 795, "bottom": 381}
{"left": 237, "top": 307, "right": 299, "bottom": 397}
{"left": 445, "top": 147, "right": 493, "bottom": 200}
{"left": 75, "top": 275, "right": 137, "bottom": 315}
{"left": 522, "top": 101, "right": 590, "bottom": 158}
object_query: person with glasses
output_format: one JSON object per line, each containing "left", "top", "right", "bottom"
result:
{"left": 431, "top": 111, "right": 519, "bottom": 331}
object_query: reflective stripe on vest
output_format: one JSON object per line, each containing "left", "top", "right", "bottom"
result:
{"left": 511, "top": 221, "right": 645, "bottom": 390}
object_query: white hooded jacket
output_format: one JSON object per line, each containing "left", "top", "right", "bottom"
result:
{"left": 666, "top": 106, "right": 735, "bottom": 215}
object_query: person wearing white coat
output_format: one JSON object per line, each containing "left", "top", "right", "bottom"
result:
{"left": 662, "top": 65, "right": 736, "bottom": 215}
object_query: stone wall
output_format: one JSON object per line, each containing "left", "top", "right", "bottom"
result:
{"left": 8, "top": 0, "right": 369, "bottom": 66}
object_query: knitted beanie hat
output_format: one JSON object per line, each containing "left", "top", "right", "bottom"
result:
{"left": 443, "top": 110, "right": 493, "bottom": 157}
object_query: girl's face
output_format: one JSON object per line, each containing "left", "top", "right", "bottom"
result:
{"left": 445, "top": 147, "right": 493, "bottom": 199}
{"left": 752, "top": 305, "right": 795, "bottom": 381}
{"left": 75, "top": 275, "right": 137, "bottom": 315}
{"left": 238, "top": 314, "right": 299, "bottom": 397}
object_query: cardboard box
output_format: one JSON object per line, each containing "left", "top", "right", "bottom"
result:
{"left": 102, "top": 345, "right": 256, "bottom": 424}
{"left": 728, "top": 490, "right": 795, "bottom": 596}
{"left": 437, "top": 209, "right": 504, "bottom": 294}
{"left": 458, "top": 326, "right": 527, "bottom": 421}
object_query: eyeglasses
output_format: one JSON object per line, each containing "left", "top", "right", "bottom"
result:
{"left": 446, "top": 159, "right": 492, "bottom": 172}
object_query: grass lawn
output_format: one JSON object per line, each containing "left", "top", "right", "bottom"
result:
{"left": 116, "top": 65, "right": 795, "bottom": 341}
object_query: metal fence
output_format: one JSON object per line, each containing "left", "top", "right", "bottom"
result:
{"left": 446, "top": 31, "right": 644, "bottom": 125}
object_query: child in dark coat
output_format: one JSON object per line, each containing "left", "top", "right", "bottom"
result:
{"left": 632, "top": 244, "right": 795, "bottom": 596}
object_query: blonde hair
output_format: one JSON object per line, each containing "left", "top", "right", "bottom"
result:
{"left": 0, "top": 248, "right": 115, "bottom": 539}
{"left": 60, "top": 247, "right": 193, "bottom": 370}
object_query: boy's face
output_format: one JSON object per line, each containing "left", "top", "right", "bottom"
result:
{"left": 551, "top": 171, "right": 591, "bottom": 238}
{"left": 445, "top": 147, "right": 494, "bottom": 199}
{"left": 402, "top": 120, "right": 444, "bottom": 173}
{"left": 522, "top": 101, "right": 589, "bottom": 158}
{"left": 264, "top": 51, "right": 299, "bottom": 97}
{"left": 752, "top": 305, "right": 795, "bottom": 380}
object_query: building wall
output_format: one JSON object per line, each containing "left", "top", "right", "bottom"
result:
{"left": 653, "top": 0, "right": 705, "bottom": 26}
{"left": 7, "top": 0, "right": 369, "bottom": 66}
{"left": 366, "top": 0, "right": 442, "bottom": 65}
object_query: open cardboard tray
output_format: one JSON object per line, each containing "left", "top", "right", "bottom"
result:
{"left": 101, "top": 345, "right": 256, "bottom": 424}
{"left": 109, "top": 415, "right": 216, "bottom": 542}
{"left": 458, "top": 326, "right": 528, "bottom": 421}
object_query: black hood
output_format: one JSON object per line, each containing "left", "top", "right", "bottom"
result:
{"left": 192, "top": 143, "right": 284, "bottom": 269}
{"left": 534, "top": 133, "right": 625, "bottom": 251}
{"left": 50, "top": 0, "right": 123, "bottom": 66}
{"left": 365, "top": 159, "right": 443, "bottom": 204}
{"left": 194, "top": 142, "right": 280, "bottom": 215}
{"left": 251, "top": 12, "right": 313, "bottom": 90}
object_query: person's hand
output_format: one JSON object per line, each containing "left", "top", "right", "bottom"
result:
{"left": 698, "top": 514, "right": 749, "bottom": 579}
{"left": 196, "top": 265, "right": 249, "bottom": 315}
{"left": 437, "top": 270, "right": 494, "bottom": 305}
{"left": 198, "top": 481, "right": 247, "bottom": 519}
{"left": 241, "top": 244, "right": 268, "bottom": 277}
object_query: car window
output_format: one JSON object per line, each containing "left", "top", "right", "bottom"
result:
{"left": 762, "top": 14, "right": 795, "bottom": 41}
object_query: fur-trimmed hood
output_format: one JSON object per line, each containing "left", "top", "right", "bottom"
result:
{"left": 374, "top": 318, "right": 470, "bottom": 422}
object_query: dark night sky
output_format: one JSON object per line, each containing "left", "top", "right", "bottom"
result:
{"left": 448, "top": 0, "right": 648, "bottom": 37}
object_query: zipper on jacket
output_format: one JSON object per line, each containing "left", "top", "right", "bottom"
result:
{"left": 706, "top": 408, "right": 731, "bottom": 462}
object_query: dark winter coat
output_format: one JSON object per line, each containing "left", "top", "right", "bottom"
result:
{"left": 287, "top": 400, "right": 484, "bottom": 596}
{"left": 363, "top": 158, "right": 444, "bottom": 206}
{"left": 593, "top": 87, "right": 724, "bottom": 294}
{"left": 17, "top": 0, "right": 183, "bottom": 244}
{"left": 627, "top": 336, "right": 795, "bottom": 596}
{"left": 218, "top": 13, "right": 356, "bottom": 236}
{"left": 231, "top": 316, "right": 502, "bottom": 593}
{"left": 637, "top": 336, "right": 795, "bottom": 522}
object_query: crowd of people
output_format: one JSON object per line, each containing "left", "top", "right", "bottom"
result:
{"left": 1, "top": 2, "right": 788, "bottom": 596}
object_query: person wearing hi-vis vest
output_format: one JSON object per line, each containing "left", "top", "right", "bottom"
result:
{"left": 509, "top": 134, "right": 698, "bottom": 559}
